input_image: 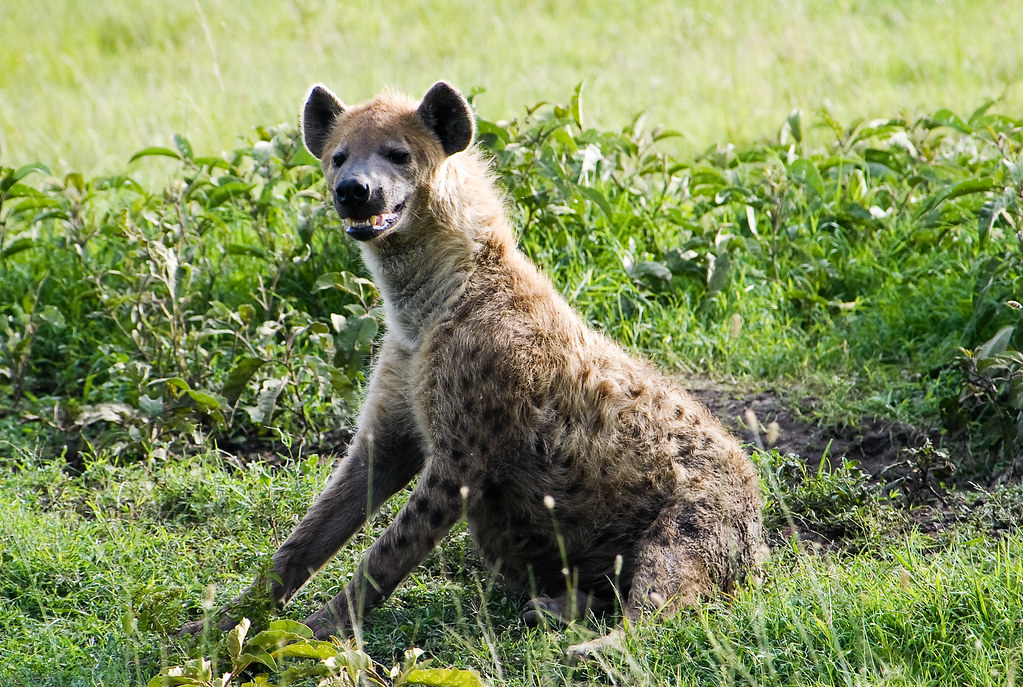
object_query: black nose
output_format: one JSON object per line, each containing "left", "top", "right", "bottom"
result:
{"left": 335, "top": 178, "right": 371, "bottom": 207}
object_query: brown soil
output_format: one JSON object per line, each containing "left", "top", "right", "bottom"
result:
{"left": 688, "top": 381, "right": 930, "bottom": 479}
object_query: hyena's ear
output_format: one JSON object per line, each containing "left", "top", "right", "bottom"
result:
{"left": 302, "top": 84, "right": 346, "bottom": 159}
{"left": 417, "top": 82, "right": 475, "bottom": 156}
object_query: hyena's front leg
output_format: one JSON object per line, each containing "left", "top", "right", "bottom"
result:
{"left": 178, "top": 366, "right": 424, "bottom": 636}
{"left": 178, "top": 427, "right": 424, "bottom": 636}
{"left": 303, "top": 463, "right": 466, "bottom": 639}
{"left": 264, "top": 429, "right": 426, "bottom": 607}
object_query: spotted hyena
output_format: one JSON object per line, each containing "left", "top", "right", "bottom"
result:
{"left": 180, "top": 81, "right": 764, "bottom": 657}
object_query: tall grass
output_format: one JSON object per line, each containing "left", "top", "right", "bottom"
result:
{"left": 3, "top": 0, "right": 1022, "bottom": 176}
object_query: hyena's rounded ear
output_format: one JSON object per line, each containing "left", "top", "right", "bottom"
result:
{"left": 302, "top": 84, "right": 346, "bottom": 159}
{"left": 417, "top": 82, "right": 475, "bottom": 156}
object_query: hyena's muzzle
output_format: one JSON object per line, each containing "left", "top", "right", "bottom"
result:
{"left": 330, "top": 150, "right": 415, "bottom": 242}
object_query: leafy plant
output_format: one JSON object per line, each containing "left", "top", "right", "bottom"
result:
{"left": 942, "top": 308, "right": 1023, "bottom": 478}
{"left": 757, "top": 448, "right": 892, "bottom": 544}
{"left": 150, "top": 618, "right": 485, "bottom": 687}
{"left": 880, "top": 438, "right": 957, "bottom": 505}
{"left": 1, "top": 127, "right": 378, "bottom": 459}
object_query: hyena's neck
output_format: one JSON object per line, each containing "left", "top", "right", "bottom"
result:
{"left": 363, "top": 152, "right": 513, "bottom": 349}
{"left": 362, "top": 232, "right": 472, "bottom": 348}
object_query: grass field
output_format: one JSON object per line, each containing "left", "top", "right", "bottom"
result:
{"left": 3, "top": 0, "right": 1022, "bottom": 176}
{"left": 2, "top": 2, "right": 1023, "bottom": 686}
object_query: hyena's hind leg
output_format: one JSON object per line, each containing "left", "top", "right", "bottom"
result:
{"left": 567, "top": 490, "right": 761, "bottom": 660}
{"left": 628, "top": 489, "right": 763, "bottom": 618}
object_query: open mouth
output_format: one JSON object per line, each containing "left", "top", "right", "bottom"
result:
{"left": 343, "top": 203, "right": 405, "bottom": 241}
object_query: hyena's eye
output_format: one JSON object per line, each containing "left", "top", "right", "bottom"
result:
{"left": 331, "top": 150, "right": 348, "bottom": 167}
{"left": 382, "top": 148, "right": 412, "bottom": 165}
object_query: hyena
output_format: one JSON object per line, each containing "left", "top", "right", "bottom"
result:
{"left": 180, "top": 81, "right": 764, "bottom": 657}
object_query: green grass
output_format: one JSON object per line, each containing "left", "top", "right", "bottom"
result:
{"left": 4, "top": 443, "right": 1023, "bottom": 686}
{"left": 3, "top": 0, "right": 1022, "bottom": 177}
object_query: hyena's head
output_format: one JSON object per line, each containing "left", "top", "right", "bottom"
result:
{"left": 302, "top": 82, "right": 475, "bottom": 242}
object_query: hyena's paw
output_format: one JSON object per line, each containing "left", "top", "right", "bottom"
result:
{"left": 520, "top": 590, "right": 612, "bottom": 626}
{"left": 520, "top": 597, "right": 569, "bottom": 627}
{"left": 176, "top": 612, "right": 240, "bottom": 637}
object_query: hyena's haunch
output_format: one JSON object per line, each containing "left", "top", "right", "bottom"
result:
{"left": 180, "top": 81, "right": 765, "bottom": 657}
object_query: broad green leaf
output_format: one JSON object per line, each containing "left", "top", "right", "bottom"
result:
{"left": 65, "top": 171, "right": 85, "bottom": 192}
{"left": 652, "top": 128, "right": 684, "bottom": 142}
{"left": 355, "top": 316, "right": 379, "bottom": 346}
{"left": 402, "top": 667, "right": 487, "bottom": 687}
{"left": 174, "top": 133, "right": 194, "bottom": 160}
{"left": 37, "top": 305, "right": 66, "bottom": 329}
{"left": 226, "top": 243, "right": 269, "bottom": 259}
{"left": 969, "top": 100, "right": 997, "bottom": 124}
{"left": 915, "top": 179, "right": 998, "bottom": 219}
{"left": 146, "top": 675, "right": 203, "bottom": 687}
{"left": 1, "top": 163, "right": 48, "bottom": 194}
{"left": 11, "top": 195, "right": 63, "bottom": 212}
{"left": 162, "top": 377, "right": 192, "bottom": 393}
{"left": 245, "top": 632, "right": 305, "bottom": 652}
{"left": 706, "top": 251, "right": 732, "bottom": 294}
{"left": 689, "top": 167, "right": 729, "bottom": 193}
{"left": 576, "top": 186, "right": 614, "bottom": 223}
{"left": 570, "top": 80, "right": 585, "bottom": 130}
{"left": 474, "top": 119, "right": 511, "bottom": 150}
{"left": 222, "top": 356, "right": 265, "bottom": 406}
{"left": 207, "top": 181, "right": 256, "bottom": 208}
{"left": 925, "top": 109, "right": 972, "bottom": 133}
{"left": 139, "top": 394, "right": 164, "bottom": 417}
{"left": 185, "top": 389, "right": 225, "bottom": 412}
{"left": 1009, "top": 382, "right": 1023, "bottom": 410}
{"left": 238, "top": 303, "right": 257, "bottom": 324}
{"left": 75, "top": 402, "right": 136, "bottom": 426}
{"left": 192, "top": 156, "right": 231, "bottom": 170}
{"left": 246, "top": 379, "right": 285, "bottom": 425}
{"left": 629, "top": 260, "right": 672, "bottom": 282}
{"left": 227, "top": 617, "right": 251, "bottom": 663}
{"left": 975, "top": 325, "right": 1015, "bottom": 360}
{"left": 236, "top": 647, "right": 277, "bottom": 673}
{"left": 978, "top": 193, "right": 1010, "bottom": 248}
{"left": 267, "top": 621, "right": 313, "bottom": 639}
{"left": 314, "top": 272, "right": 346, "bottom": 292}
{"left": 785, "top": 109, "right": 802, "bottom": 144}
{"left": 944, "top": 178, "right": 999, "bottom": 200}
{"left": 787, "top": 158, "right": 824, "bottom": 196}
{"left": 272, "top": 641, "right": 338, "bottom": 660}
{"left": 1, "top": 237, "right": 35, "bottom": 259}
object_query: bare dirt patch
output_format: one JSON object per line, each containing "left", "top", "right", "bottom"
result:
{"left": 689, "top": 381, "right": 930, "bottom": 478}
